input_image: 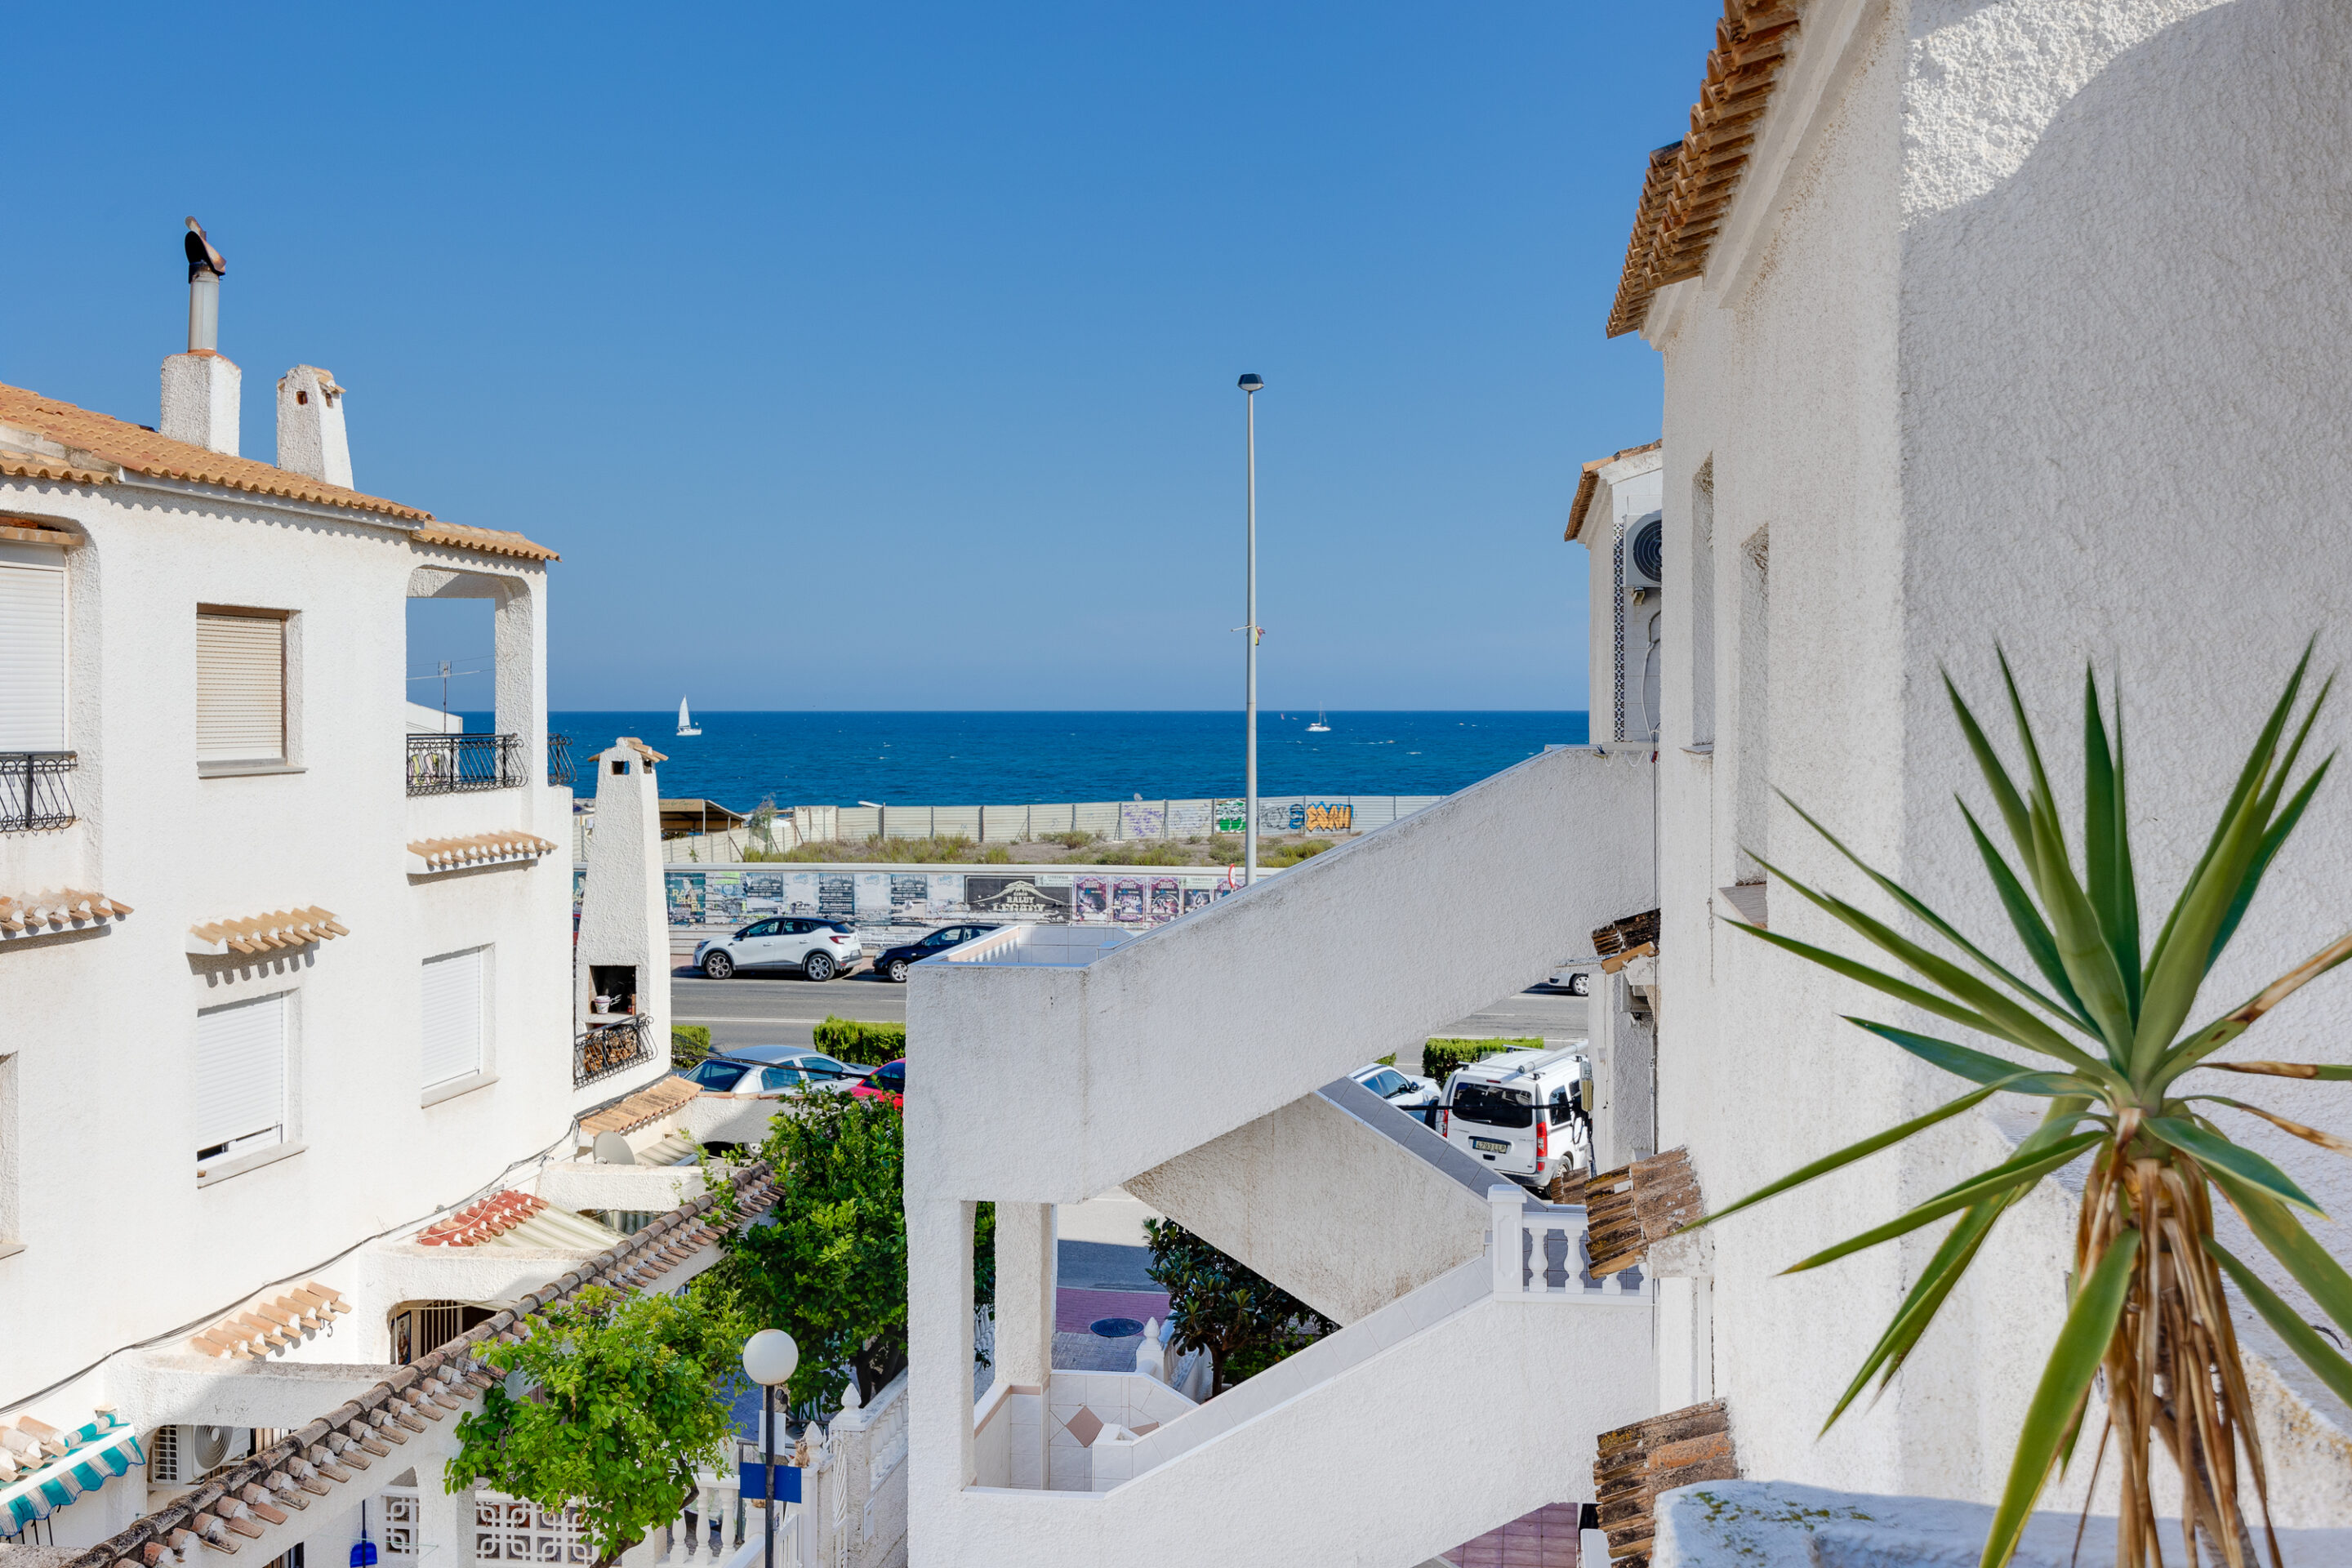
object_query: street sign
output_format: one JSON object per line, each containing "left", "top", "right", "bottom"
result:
{"left": 738, "top": 1463, "right": 802, "bottom": 1504}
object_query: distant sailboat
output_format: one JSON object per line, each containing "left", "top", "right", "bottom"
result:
{"left": 1307, "top": 710, "right": 1331, "bottom": 733}
{"left": 676, "top": 697, "right": 702, "bottom": 737}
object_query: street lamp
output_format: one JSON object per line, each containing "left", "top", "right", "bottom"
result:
{"left": 1236, "top": 372, "right": 1264, "bottom": 885}
{"left": 741, "top": 1330, "right": 799, "bottom": 1568}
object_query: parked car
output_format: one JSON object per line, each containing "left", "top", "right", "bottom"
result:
{"left": 1351, "top": 1062, "right": 1441, "bottom": 1110}
{"left": 678, "top": 1045, "right": 871, "bottom": 1095}
{"left": 871, "top": 923, "right": 1003, "bottom": 983}
{"left": 695, "top": 917, "right": 863, "bottom": 981}
{"left": 1437, "top": 1046, "right": 1592, "bottom": 1190}
{"left": 851, "top": 1058, "right": 906, "bottom": 1109}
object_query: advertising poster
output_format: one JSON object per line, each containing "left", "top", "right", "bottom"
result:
{"left": 1072, "top": 876, "right": 1109, "bottom": 921}
{"left": 927, "top": 872, "right": 965, "bottom": 911}
{"left": 1214, "top": 799, "right": 1246, "bottom": 834}
{"left": 786, "top": 871, "right": 821, "bottom": 915}
{"left": 666, "top": 872, "right": 706, "bottom": 926}
{"left": 855, "top": 872, "right": 892, "bottom": 920}
{"left": 1179, "top": 874, "right": 1220, "bottom": 915}
{"left": 890, "top": 874, "right": 932, "bottom": 919}
{"left": 1119, "top": 800, "right": 1167, "bottom": 840}
{"left": 1110, "top": 878, "right": 1147, "bottom": 924}
{"left": 818, "top": 874, "right": 855, "bottom": 921}
{"left": 572, "top": 867, "right": 586, "bottom": 917}
{"left": 706, "top": 870, "right": 744, "bottom": 926}
{"left": 741, "top": 871, "right": 787, "bottom": 916}
{"left": 1303, "top": 802, "right": 1354, "bottom": 832}
{"left": 1148, "top": 878, "right": 1181, "bottom": 922}
{"left": 966, "top": 875, "right": 1072, "bottom": 920}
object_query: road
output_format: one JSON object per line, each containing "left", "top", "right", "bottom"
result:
{"left": 670, "top": 964, "right": 1588, "bottom": 1063}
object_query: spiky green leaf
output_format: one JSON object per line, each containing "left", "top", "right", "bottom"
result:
{"left": 1821, "top": 1196, "right": 2011, "bottom": 1432}
{"left": 2145, "top": 1116, "right": 2325, "bottom": 1215}
{"left": 2081, "top": 670, "right": 2142, "bottom": 1014}
{"left": 1958, "top": 800, "right": 2092, "bottom": 1030}
{"left": 2211, "top": 754, "right": 2333, "bottom": 968}
{"left": 1843, "top": 1018, "right": 2098, "bottom": 1097}
{"left": 1978, "top": 1229, "right": 2141, "bottom": 1568}
{"left": 2207, "top": 1169, "right": 2352, "bottom": 1340}
{"left": 2203, "top": 1236, "right": 2352, "bottom": 1410}
{"left": 1684, "top": 1083, "right": 2009, "bottom": 1236}
{"left": 1946, "top": 671, "right": 2034, "bottom": 858}
{"left": 1783, "top": 1131, "right": 2103, "bottom": 1276}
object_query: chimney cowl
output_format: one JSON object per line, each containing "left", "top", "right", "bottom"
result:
{"left": 276, "top": 366, "right": 353, "bottom": 488}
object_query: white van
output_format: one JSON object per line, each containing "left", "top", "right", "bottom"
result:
{"left": 1438, "top": 1046, "right": 1593, "bottom": 1189}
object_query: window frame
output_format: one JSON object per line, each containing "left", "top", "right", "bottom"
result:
{"left": 195, "top": 603, "right": 302, "bottom": 777}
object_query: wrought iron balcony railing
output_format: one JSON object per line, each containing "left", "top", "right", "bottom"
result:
{"left": 575, "top": 1015, "right": 655, "bottom": 1089}
{"left": 548, "top": 733, "right": 576, "bottom": 789}
{"left": 407, "top": 733, "right": 523, "bottom": 796}
{"left": 2, "top": 752, "right": 76, "bottom": 832}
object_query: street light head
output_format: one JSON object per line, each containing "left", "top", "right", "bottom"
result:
{"left": 1236, "top": 373, "right": 1264, "bottom": 393}
{"left": 742, "top": 1328, "right": 800, "bottom": 1388}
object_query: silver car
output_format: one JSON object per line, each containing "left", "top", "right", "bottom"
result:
{"left": 695, "top": 917, "right": 863, "bottom": 981}
{"left": 678, "top": 1046, "right": 870, "bottom": 1094}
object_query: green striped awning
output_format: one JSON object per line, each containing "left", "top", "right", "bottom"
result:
{"left": 1, "top": 1419, "right": 142, "bottom": 1538}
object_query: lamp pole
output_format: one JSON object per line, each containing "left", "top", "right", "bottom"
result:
{"left": 1237, "top": 373, "right": 1264, "bottom": 885}
{"left": 741, "top": 1330, "right": 799, "bottom": 1568}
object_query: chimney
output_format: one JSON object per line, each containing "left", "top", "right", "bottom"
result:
{"left": 276, "top": 367, "right": 352, "bottom": 488}
{"left": 160, "top": 217, "right": 240, "bottom": 456}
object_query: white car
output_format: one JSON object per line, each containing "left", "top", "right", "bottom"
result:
{"left": 695, "top": 917, "right": 863, "bottom": 981}
{"left": 1437, "top": 1046, "right": 1592, "bottom": 1190}
{"left": 1351, "top": 1062, "right": 1441, "bottom": 1110}
{"left": 677, "top": 1047, "right": 869, "bottom": 1094}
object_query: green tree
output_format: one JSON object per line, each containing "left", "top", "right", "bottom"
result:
{"left": 447, "top": 1285, "right": 743, "bottom": 1568}
{"left": 717, "top": 1089, "right": 910, "bottom": 1408}
{"left": 1145, "top": 1218, "right": 1334, "bottom": 1396}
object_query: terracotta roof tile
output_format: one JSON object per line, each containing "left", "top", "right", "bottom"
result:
{"left": 0, "top": 380, "right": 434, "bottom": 521}
{"left": 1565, "top": 441, "right": 1664, "bottom": 542}
{"left": 405, "top": 831, "right": 559, "bottom": 873}
{"left": 186, "top": 906, "right": 346, "bottom": 956}
{"left": 0, "top": 449, "right": 111, "bottom": 486}
{"left": 2, "top": 889, "right": 132, "bottom": 939}
{"left": 409, "top": 522, "right": 559, "bottom": 564}
{"left": 1606, "top": 2, "right": 1802, "bottom": 339}
{"left": 579, "top": 1075, "right": 698, "bottom": 1138}
{"left": 189, "top": 1282, "right": 350, "bottom": 1360}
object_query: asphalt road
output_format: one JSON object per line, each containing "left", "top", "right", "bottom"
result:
{"left": 671, "top": 965, "right": 1589, "bottom": 1061}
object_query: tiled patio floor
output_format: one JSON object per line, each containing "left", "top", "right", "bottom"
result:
{"left": 1441, "top": 1501, "right": 1582, "bottom": 1567}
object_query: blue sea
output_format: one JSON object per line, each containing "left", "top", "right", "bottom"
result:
{"left": 522, "top": 711, "right": 1589, "bottom": 811}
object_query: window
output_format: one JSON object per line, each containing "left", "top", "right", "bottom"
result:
{"left": 1362, "top": 1070, "right": 1405, "bottom": 1098}
{"left": 421, "top": 948, "right": 488, "bottom": 1091}
{"left": 0, "top": 548, "right": 65, "bottom": 751}
{"left": 871, "top": 1062, "right": 905, "bottom": 1094}
{"left": 1448, "top": 1083, "right": 1534, "bottom": 1129}
{"left": 757, "top": 1067, "right": 808, "bottom": 1091}
{"left": 196, "top": 609, "right": 287, "bottom": 765}
{"left": 196, "top": 993, "right": 288, "bottom": 1164}
{"left": 741, "top": 919, "right": 780, "bottom": 938}
{"left": 688, "top": 1060, "right": 748, "bottom": 1091}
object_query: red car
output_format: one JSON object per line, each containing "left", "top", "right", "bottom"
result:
{"left": 851, "top": 1059, "right": 905, "bottom": 1109}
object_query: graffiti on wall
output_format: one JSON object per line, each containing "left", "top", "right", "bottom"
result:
{"left": 630, "top": 865, "right": 1234, "bottom": 932}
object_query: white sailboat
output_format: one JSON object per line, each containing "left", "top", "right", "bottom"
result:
{"left": 1307, "top": 710, "right": 1330, "bottom": 733}
{"left": 676, "top": 697, "right": 702, "bottom": 737}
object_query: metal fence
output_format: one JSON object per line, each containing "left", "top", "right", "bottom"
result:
{"left": 574, "top": 1016, "right": 654, "bottom": 1089}
{"left": 0, "top": 752, "right": 75, "bottom": 832}
{"left": 408, "top": 733, "right": 525, "bottom": 795}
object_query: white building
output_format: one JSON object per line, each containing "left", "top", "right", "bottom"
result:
{"left": 904, "top": 3, "right": 2352, "bottom": 1564}
{"left": 0, "top": 245, "right": 736, "bottom": 1563}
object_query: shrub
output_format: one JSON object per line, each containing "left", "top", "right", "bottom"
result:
{"left": 1088, "top": 840, "right": 1192, "bottom": 866}
{"left": 1041, "top": 830, "right": 1096, "bottom": 849}
{"left": 1420, "top": 1036, "right": 1541, "bottom": 1089}
{"left": 813, "top": 1014, "right": 907, "bottom": 1062}
{"left": 1261, "top": 838, "right": 1334, "bottom": 867}
{"left": 1206, "top": 834, "right": 1242, "bottom": 860}
{"left": 983, "top": 845, "right": 1011, "bottom": 863}
{"left": 670, "top": 1025, "right": 710, "bottom": 1069}
{"left": 1146, "top": 1218, "right": 1336, "bottom": 1396}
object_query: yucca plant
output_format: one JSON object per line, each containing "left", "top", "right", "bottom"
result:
{"left": 1702, "top": 647, "right": 2352, "bottom": 1568}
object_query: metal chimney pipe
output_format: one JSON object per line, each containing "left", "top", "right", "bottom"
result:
{"left": 183, "top": 217, "right": 225, "bottom": 353}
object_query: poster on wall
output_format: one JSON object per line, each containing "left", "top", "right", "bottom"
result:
{"left": 817, "top": 874, "right": 855, "bottom": 920}
{"left": 706, "top": 870, "right": 744, "bottom": 926}
{"left": 666, "top": 872, "right": 706, "bottom": 925}
{"left": 966, "top": 875, "right": 1072, "bottom": 920}
{"left": 1110, "top": 878, "right": 1147, "bottom": 924}
{"left": 786, "top": 871, "right": 821, "bottom": 915}
{"left": 741, "top": 871, "right": 788, "bottom": 916}
{"left": 1214, "top": 800, "right": 1246, "bottom": 834}
{"left": 855, "top": 872, "right": 892, "bottom": 920}
{"left": 1072, "top": 876, "right": 1109, "bottom": 921}
{"left": 572, "top": 867, "right": 586, "bottom": 917}
{"left": 1179, "top": 874, "right": 1221, "bottom": 915}
{"left": 890, "top": 874, "right": 932, "bottom": 919}
{"left": 1148, "top": 878, "right": 1181, "bottom": 922}
{"left": 927, "top": 872, "right": 965, "bottom": 912}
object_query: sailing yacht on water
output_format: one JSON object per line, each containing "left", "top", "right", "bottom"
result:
{"left": 676, "top": 697, "right": 702, "bottom": 737}
{"left": 1307, "top": 710, "right": 1330, "bottom": 732}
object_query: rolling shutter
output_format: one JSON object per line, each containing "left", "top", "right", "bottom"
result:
{"left": 421, "top": 948, "right": 486, "bottom": 1089}
{"left": 196, "top": 613, "right": 284, "bottom": 763}
{"left": 195, "top": 994, "right": 287, "bottom": 1158}
{"left": 0, "top": 559, "right": 66, "bottom": 751}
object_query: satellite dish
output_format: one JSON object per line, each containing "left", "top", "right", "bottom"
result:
{"left": 592, "top": 1131, "right": 638, "bottom": 1165}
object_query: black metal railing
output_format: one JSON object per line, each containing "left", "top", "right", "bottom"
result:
{"left": 407, "top": 733, "right": 524, "bottom": 795}
{"left": 548, "top": 733, "right": 575, "bottom": 788}
{"left": 575, "top": 1015, "right": 654, "bottom": 1089}
{"left": 2, "top": 752, "right": 76, "bottom": 831}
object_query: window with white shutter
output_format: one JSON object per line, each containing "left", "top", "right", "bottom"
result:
{"left": 421, "top": 947, "right": 488, "bottom": 1090}
{"left": 196, "top": 993, "right": 287, "bottom": 1162}
{"left": 0, "top": 555, "right": 66, "bottom": 751}
{"left": 196, "top": 610, "right": 286, "bottom": 764}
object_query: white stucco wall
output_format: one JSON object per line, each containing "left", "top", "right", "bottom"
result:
{"left": 1636, "top": 0, "right": 2352, "bottom": 1517}
{"left": 0, "top": 466, "right": 572, "bottom": 1530}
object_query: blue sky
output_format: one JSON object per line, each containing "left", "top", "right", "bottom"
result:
{"left": 4, "top": 3, "right": 1714, "bottom": 712}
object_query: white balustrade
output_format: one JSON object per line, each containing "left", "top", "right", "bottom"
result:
{"left": 1486, "top": 1185, "right": 1650, "bottom": 1303}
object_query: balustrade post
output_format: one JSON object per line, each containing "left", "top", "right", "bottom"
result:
{"left": 1489, "top": 1184, "right": 1524, "bottom": 1295}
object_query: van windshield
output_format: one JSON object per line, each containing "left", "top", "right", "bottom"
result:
{"left": 1450, "top": 1083, "right": 1533, "bottom": 1129}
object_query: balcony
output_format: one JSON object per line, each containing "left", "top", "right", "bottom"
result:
{"left": 1, "top": 751, "right": 75, "bottom": 831}
{"left": 548, "top": 733, "right": 576, "bottom": 789}
{"left": 575, "top": 1015, "right": 655, "bottom": 1089}
{"left": 407, "top": 733, "right": 524, "bottom": 796}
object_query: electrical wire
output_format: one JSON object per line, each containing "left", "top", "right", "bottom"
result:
{"left": 2, "top": 1121, "right": 590, "bottom": 1417}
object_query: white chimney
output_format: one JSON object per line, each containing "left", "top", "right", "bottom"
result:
{"left": 276, "top": 367, "right": 352, "bottom": 488}
{"left": 160, "top": 217, "right": 239, "bottom": 456}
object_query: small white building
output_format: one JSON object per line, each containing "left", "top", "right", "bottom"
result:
{"left": 0, "top": 238, "right": 693, "bottom": 1554}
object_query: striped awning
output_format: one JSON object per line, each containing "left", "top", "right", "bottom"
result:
{"left": 0, "top": 1416, "right": 143, "bottom": 1536}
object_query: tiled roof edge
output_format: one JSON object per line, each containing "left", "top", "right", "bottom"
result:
{"left": 1565, "top": 441, "right": 1664, "bottom": 542}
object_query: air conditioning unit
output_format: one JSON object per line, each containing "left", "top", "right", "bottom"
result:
{"left": 1624, "top": 511, "right": 1664, "bottom": 595}
{"left": 150, "top": 1425, "right": 247, "bottom": 1485}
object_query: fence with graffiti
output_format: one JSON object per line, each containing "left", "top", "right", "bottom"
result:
{"left": 576, "top": 862, "right": 1284, "bottom": 934}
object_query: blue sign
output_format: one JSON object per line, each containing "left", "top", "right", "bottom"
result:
{"left": 738, "top": 1463, "right": 801, "bottom": 1504}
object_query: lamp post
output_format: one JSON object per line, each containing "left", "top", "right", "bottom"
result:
{"left": 741, "top": 1330, "right": 799, "bottom": 1568}
{"left": 1237, "top": 372, "right": 1264, "bottom": 885}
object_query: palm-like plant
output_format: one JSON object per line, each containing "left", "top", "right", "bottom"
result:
{"left": 1703, "top": 648, "right": 2352, "bottom": 1568}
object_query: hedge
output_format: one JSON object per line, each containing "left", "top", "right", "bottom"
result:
{"left": 1421, "top": 1036, "right": 1542, "bottom": 1090}
{"left": 670, "top": 1025, "right": 711, "bottom": 1068}
{"left": 814, "top": 1015, "right": 909, "bottom": 1061}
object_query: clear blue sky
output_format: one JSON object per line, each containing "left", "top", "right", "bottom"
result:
{"left": 4, "top": 3, "right": 1714, "bottom": 712}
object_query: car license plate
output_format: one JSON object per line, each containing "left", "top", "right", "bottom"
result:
{"left": 1470, "top": 1137, "right": 1509, "bottom": 1154}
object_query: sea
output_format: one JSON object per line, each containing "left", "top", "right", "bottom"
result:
{"left": 517, "top": 711, "right": 1591, "bottom": 811}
